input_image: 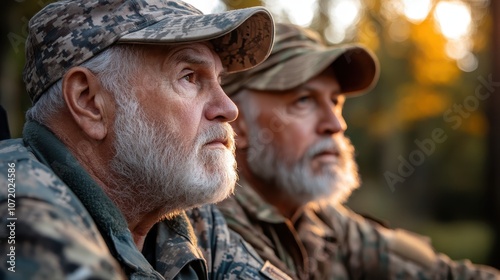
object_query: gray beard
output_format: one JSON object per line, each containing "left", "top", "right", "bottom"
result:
{"left": 246, "top": 127, "right": 359, "bottom": 206}
{"left": 109, "top": 94, "right": 237, "bottom": 220}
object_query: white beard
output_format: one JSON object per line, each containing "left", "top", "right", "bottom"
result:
{"left": 109, "top": 94, "right": 237, "bottom": 219}
{"left": 247, "top": 125, "right": 360, "bottom": 206}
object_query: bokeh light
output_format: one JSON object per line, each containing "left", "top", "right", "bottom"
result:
{"left": 457, "top": 52, "right": 478, "bottom": 72}
{"left": 434, "top": 1, "right": 472, "bottom": 40}
{"left": 325, "top": 0, "right": 362, "bottom": 43}
{"left": 388, "top": 20, "right": 411, "bottom": 42}
{"left": 265, "top": 0, "right": 316, "bottom": 26}
{"left": 401, "top": 0, "right": 433, "bottom": 23}
{"left": 445, "top": 39, "right": 472, "bottom": 60}
{"left": 2, "top": 0, "right": 496, "bottom": 266}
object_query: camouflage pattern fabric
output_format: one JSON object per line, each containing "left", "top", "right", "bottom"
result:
{"left": 0, "top": 121, "right": 292, "bottom": 280}
{"left": 141, "top": 192, "right": 294, "bottom": 280}
{"left": 0, "top": 124, "right": 125, "bottom": 279}
{"left": 0, "top": 121, "right": 180, "bottom": 279}
{"left": 143, "top": 212, "right": 208, "bottom": 279}
{"left": 186, "top": 204, "right": 292, "bottom": 280}
{"left": 217, "top": 179, "right": 500, "bottom": 279}
{"left": 218, "top": 181, "right": 308, "bottom": 280}
{"left": 222, "top": 23, "right": 378, "bottom": 97}
{"left": 24, "top": 0, "right": 274, "bottom": 103}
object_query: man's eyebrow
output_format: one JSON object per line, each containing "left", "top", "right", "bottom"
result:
{"left": 172, "top": 50, "right": 227, "bottom": 79}
{"left": 300, "top": 83, "right": 342, "bottom": 95}
{"left": 175, "top": 52, "right": 212, "bottom": 66}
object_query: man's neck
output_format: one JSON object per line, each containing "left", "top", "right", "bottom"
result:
{"left": 62, "top": 132, "right": 161, "bottom": 251}
{"left": 97, "top": 174, "right": 168, "bottom": 251}
{"left": 127, "top": 209, "right": 166, "bottom": 251}
{"left": 240, "top": 167, "right": 304, "bottom": 220}
{"left": 45, "top": 119, "right": 165, "bottom": 250}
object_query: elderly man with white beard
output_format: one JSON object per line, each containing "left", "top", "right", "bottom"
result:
{"left": 217, "top": 23, "right": 500, "bottom": 280}
{"left": 0, "top": 0, "right": 280, "bottom": 279}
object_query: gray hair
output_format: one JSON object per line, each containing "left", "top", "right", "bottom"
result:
{"left": 25, "top": 45, "right": 144, "bottom": 123}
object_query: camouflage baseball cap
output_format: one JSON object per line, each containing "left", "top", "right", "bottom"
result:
{"left": 223, "top": 23, "right": 379, "bottom": 97}
{"left": 24, "top": 0, "right": 275, "bottom": 103}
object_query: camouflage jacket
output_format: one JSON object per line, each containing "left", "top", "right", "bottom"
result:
{"left": 0, "top": 121, "right": 200, "bottom": 279}
{"left": 0, "top": 121, "right": 290, "bottom": 280}
{"left": 217, "top": 179, "right": 500, "bottom": 279}
{"left": 144, "top": 204, "right": 289, "bottom": 280}
{"left": 188, "top": 205, "right": 291, "bottom": 280}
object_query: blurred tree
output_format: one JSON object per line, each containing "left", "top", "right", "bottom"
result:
{"left": 0, "top": 1, "right": 19, "bottom": 136}
{"left": 1, "top": 0, "right": 52, "bottom": 137}
{"left": 3, "top": 0, "right": 498, "bottom": 268}
{"left": 350, "top": 0, "right": 496, "bottom": 266}
{"left": 486, "top": 0, "right": 500, "bottom": 268}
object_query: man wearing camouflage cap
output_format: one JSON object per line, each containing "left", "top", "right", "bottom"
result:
{"left": 0, "top": 0, "right": 277, "bottom": 279}
{"left": 218, "top": 23, "right": 500, "bottom": 279}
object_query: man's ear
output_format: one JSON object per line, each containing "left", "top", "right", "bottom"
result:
{"left": 62, "top": 67, "right": 109, "bottom": 141}
{"left": 232, "top": 110, "right": 249, "bottom": 149}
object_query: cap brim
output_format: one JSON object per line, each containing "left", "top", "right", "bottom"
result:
{"left": 119, "top": 7, "right": 274, "bottom": 73}
{"left": 245, "top": 44, "right": 379, "bottom": 96}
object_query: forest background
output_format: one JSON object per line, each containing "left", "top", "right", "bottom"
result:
{"left": 1, "top": 0, "right": 499, "bottom": 267}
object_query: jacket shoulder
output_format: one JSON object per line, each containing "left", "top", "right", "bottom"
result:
{"left": 0, "top": 139, "right": 124, "bottom": 279}
{"left": 188, "top": 205, "right": 290, "bottom": 280}
{"left": 0, "top": 139, "right": 74, "bottom": 208}
{"left": 0, "top": 198, "right": 123, "bottom": 279}
{"left": 315, "top": 203, "right": 500, "bottom": 279}
{"left": 0, "top": 139, "right": 36, "bottom": 161}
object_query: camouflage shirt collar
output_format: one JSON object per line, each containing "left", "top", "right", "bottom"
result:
{"left": 234, "top": 178, "right": 291, "bottom": 224}
{"left": 297, "top": 204, "right": 337, "bottom": 241}
{"left": 23, "top": 121, "right": 163, "bottom": 278}
{"left": 235, "top": 177, "right": 338, "bottom": 240}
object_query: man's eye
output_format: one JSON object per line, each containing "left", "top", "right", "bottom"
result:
{"left": 295, "top": 96, "right": 311, "bottom": 105}
{"left": 288, "top": 95, "right": 315, "bottom": 115}
{"left": 182, "top": 73, "right": 195, "bottom": 83}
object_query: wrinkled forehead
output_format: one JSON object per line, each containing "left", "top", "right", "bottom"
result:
{"left": 164, "top": 41, "right": 221, "bottom": 60}
{"left": 127, "top": 41, "right": 223, "bottom": 69}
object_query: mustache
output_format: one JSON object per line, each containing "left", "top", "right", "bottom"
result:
{"left": 305, "top": 137, "right": 343, "bottom": 159}
{"left": 198, "top": 123, "right": 236, "bottom": 150}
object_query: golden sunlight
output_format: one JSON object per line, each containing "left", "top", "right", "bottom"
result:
{"left": 434, "top": 1, "right": 472, "bottom": 40}
{"left": 401, "top": 0, "right": 433, "bottom": 23}
{"left": 326, "top": 0, "right": 362, "bottom": 43}
{"left": 265, "top": 0, "right": 316, "bottom": 26}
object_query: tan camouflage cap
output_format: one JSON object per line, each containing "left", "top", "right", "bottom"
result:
{"left": 24, "top": 0, "right": 275, "bottom": 103}
{"left": 223, "top": 23, "right": 379, "bottom": 97}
